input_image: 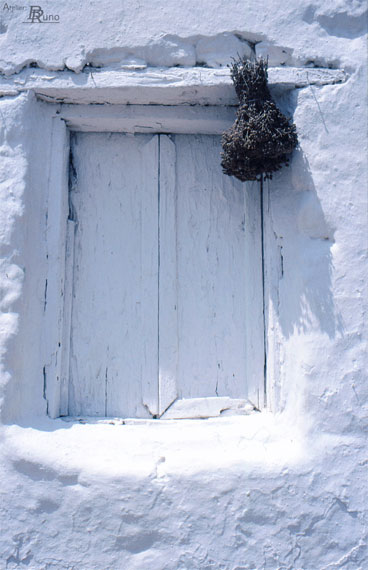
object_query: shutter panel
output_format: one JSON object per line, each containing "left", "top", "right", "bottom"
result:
{"left": 157, "top": 135, "right": 264, "bottom": 416}
{"left": 158, "top": 135, "right": 179, "bottom": 415}
{"left": 65, "top": 132, "right": 263, "bottom": 419}
{"left": 68, "top": 133, "right": 159, "bottom": 418}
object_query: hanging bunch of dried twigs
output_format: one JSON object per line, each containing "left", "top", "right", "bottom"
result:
{"left": 221, "top": 57, "right": 298, "bottom": 182}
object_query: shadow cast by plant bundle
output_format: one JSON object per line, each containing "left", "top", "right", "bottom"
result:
{"left": 221, "top": 57, "right": 298, "bottom": 182}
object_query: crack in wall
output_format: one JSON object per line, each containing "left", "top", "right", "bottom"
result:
{"left": 42, "top": 365, "right": 48, "bottom": 416}
{"left": 68, "top": 141, "right": 78, "bottom": 223}
{"left": 104, "top": 366, "right": 108, "bottom": 417}
{"left": 43, "top": 278, "right": 48, "bottom": 312}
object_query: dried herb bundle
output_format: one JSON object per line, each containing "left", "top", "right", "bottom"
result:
{"left": 221, "top": 58, "right": 298, "bottom": 181}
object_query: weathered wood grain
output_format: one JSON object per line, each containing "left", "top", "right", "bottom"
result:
{"left": 172, "top": 135, "right": 262, "bottom": 403}
{"left": 68, "top": 133, "right": 158, "bottom": 417}
{"left": 67, "top": 132, "right": 263, "bottom": 417}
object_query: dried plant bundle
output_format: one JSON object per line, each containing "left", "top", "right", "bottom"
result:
{"left": 221, "top": 58, "right": 298, "bottom": 182}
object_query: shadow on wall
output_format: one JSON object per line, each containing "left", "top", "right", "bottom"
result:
{"left": 263, "top": 87, "right": 344, "bottom": 340}
{"left": 303, "top": 4, "right": 368, "bottom": 39}
{"left": 265, "top": 146, "right": 343, "bottom": 340}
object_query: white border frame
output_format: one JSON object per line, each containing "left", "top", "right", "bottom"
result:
{"left": 44, "top": 102, "right": 265, "bottom": 419}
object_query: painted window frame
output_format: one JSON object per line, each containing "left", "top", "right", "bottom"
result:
{"left": 17, "top": 68, "right": 327, "bottom": 419}
{"left": 42, "top": 103, "right": 266, "bottom": 419}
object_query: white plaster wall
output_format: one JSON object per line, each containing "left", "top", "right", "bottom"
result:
{"left": 0, "top": 1, "right": 367, "bottom": 569}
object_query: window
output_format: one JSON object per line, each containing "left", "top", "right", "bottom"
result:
{"left": 60, "top": 131, "right": 264, "bottom": 419}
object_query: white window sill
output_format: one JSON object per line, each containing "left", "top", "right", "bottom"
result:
{"left": 3, "top": 412, "right": 305, "bottom": 482}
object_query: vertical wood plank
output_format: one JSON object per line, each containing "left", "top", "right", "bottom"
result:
{"left": 43, "top": 117, "right": 70, "bottom": 419}
{"left": 59, "top": 219, "right": 75, "bottom": 416}
{"left": 173, "top": 134, "right": 264, "bottom": 403}
{"left": 139, "top": 135, "right": 160, "bottom": 416}
{"left": 158, "top": 135, "right": 178, "bottom": 415}
{"left": 68, "top": 133, "right": 159, "bottom": 418}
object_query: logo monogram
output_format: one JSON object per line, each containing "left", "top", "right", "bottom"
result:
{"left": 25, "top": 5, "right": 60, "bottom": 23}
{"left": 28, "top": 5, "right": 43, "bottom": 22}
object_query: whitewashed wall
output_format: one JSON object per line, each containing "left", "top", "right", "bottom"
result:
{"left": 0, "top": 1, "right": 367, "bottom": 569}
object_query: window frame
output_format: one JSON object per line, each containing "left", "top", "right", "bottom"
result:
{"left": 42, "top": 104, "right": 266, "bottom": 419}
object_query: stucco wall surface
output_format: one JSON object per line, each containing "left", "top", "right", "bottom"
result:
{"left": 0, "top": 1, "right": 367, "bottom": 569}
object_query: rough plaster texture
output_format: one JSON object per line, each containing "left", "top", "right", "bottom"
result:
{"left": 0, "top": 0, "right": 367, "bottom": 74}
{"left": 0, "top": 0, "right": 367, "bottom": 569}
